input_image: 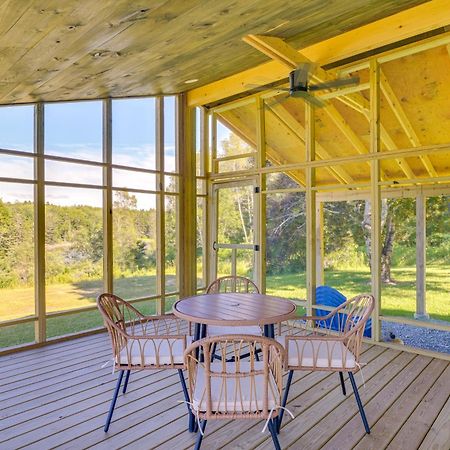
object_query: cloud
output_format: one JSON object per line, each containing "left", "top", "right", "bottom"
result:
{"left": 1, "top": 144, "right": 177, "bottom": 208}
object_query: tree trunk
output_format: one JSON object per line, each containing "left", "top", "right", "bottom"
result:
{"left": 362, "top": 200, "right": 372, "bottom": 269}
{"left": 235, "top": 188, "right": 249, "bottom": 243}
{"left": 381, "top": 209, "right": 396, "bottom": 284}
{"left": 362, "top": 199, "right": 395, "bottom": 283}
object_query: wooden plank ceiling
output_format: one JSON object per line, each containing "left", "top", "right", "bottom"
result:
{"left": 0, "top": 0, "right": 427, "bottom": 105}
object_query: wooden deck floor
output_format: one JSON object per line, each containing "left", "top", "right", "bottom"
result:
{"left": 0, "top": 333, "right": 449, "bottom": 450}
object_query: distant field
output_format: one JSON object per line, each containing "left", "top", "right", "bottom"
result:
{"left": 1, "top": 266, "right": 448, "bottom": 348}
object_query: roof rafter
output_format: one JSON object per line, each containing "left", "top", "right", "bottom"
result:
{"left": 380, "top": 68, "right": 437, "bottom": 177}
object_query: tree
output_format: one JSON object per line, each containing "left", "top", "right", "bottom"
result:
{"left": 266, "top": 173, "right": 306, "bottom": 274}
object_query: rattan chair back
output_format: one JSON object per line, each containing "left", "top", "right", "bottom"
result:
{"left": 206, "top": 276, "right": 259, "bottom": 294}
{"left": 185, "top": 335, "right": 285, "bottom": 421}
{"left": 282, "top": 293, "right": 374, "bottom": 371}
{"left": 97, "top": 293, "right": 188, "bottom": 370}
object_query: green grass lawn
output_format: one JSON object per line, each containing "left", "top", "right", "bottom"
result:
{"left": 266, "top": 266, "right": 450, "bottom": 322}
{"left": 1, "top": 266, "right": 448, "bottom": 348}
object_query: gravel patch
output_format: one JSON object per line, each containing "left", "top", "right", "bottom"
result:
{"left": 381, "top": 320, "right": 450, "bottom": 354}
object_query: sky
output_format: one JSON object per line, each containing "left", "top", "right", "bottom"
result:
{"left": 0, "top": 98, "right": 177, "bottom": 208}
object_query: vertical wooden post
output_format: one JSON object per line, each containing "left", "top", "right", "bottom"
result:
{"left": 178, "top": 94, "right": 197, "bottom": 299}
{"left": 200, "top": 107, "right": 210, "bottom": 289}
{"left": 211, "top": 114, "right": 218, "bottom": 175}
{"left": 34, "top": 102, "right": 46, "bottom": 343}
{"left": 156, "top": 97, "right": 165, "bottom": 314}
{"left": 256, "top": 97, "right": 266, "bottom": 293}
{"left": 369, "top": 59, "right": 382, "bottom": 341}
{"left": 315, "top": 201, "right": 324, "bottom": 286}
{"left": 231, "top": 248, "right": 237, "bottom": 278}
{"left": 415, "top": 193, "right": 429, "bottom": 320}
{"left": 305, "top": 102, "right": 316, "bottom": 315}
{"left": 209, "top": 115, "right": 218, "bottom": 282}
{"left": 102, "top": 98, "right": 113, "bottom": 294}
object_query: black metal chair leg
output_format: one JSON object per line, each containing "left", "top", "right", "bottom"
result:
{"left": 178, "top": 369, "right": 196, "bottom": 432}
{"left": 349, "top": 372, "right": 370, "bottom": 434}
{"left": 339, "top": 371, "right": 346, "bottom": 396}
{"left": 211, "top": 342, "right": 218, "bottom": 362}
{"left": 104, "top": 370, "right": 124, "bottom": 432}
{"left": 122, "top": 370, "right": 131, "bottom": 393}
{"left": 194, "top": 419, "right": 207, "bottom": 450}
{"left": 268, "top": 419, "right": 282, "bottom": 450}
{"left": 277, "top": 369, "right": 294, "bottom": 432}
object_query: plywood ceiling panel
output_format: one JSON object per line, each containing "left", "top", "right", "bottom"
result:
{"left": 0, "top": 0, "right": 426, "bottom": 104}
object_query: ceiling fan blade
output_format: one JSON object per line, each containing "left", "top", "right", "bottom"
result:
{"left": 308, "top": 76, "right": 360, "bottom": 91}
{"left": 265, "top": 94, "right": 290, "bottom": 108}
{"left": 291, "top": 90, "right": 324, "bottom": 107}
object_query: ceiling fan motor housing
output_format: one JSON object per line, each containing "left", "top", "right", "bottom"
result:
{"left": 289, "top": 69, "right": 307, "bottom": 93}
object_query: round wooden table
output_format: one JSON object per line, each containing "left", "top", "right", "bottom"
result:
{"left": 173, "top": 292, "right": 297, "bottom": 340}
{"left": 173, "top": 293, "right": 296, "bottom": 432}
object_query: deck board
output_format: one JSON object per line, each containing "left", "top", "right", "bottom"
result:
{"left": 269, "top": 348, "right": 407, "bottom": 450}
{"left": 354, "top": 358, "right": 448, "bottom": 450}
{"left": 0, "top": 332, "right": 448, "bottom": 450}
{"left": 418, "top": 396, "right": 450, "bottom": 450}
{"left": 387, "top": 364, "right": 450, "bottom": 450}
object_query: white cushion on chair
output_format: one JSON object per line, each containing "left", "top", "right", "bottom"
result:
{"left": 276, "top": 337, "right": 356, "bottom": 369}
{"left": 207, "top": 325, "right": 262, "bottom": 336}
{"left": 117, "top": 336, "right": 192, "bottom": 366}
{"left": 192, "top": 361, "right": 277, "bottom": 413}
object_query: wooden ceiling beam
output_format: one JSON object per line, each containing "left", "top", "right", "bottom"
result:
{"left": 188, "top": 0, "right": 450, "bottom": 107}
{"left": 340, "top": 30, "right": 450, "bottom": 75}
{"left": 242, "top": 34, "right": 309, "bottom": 69}
{"left": 380, "top": 68, "right": 438, "bottom": 177}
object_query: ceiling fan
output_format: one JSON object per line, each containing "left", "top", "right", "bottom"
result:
{"left": 252, "top": 62, "right": 360, "bottom": 107}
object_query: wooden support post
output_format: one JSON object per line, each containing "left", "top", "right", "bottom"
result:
{"left": 178, "top": 94, "right": 197, "bottom": 299}
{"left": 415, "top": 194, "right": 429, "bottom": 320}
{"left": 34, "top": 102, "right": 46, "bottom": 343}
{"left": 305, "top": 102, "right": 316, "bottom": 315}
{"left": 209, "top": 115, "right": 218, "bottom": 282}
{"left": 256, "top": 97, "right": 266, "bottom": 293}
{"left": 370, "top": 59, "right": 381, "bottom": 342}
{"left": 102, "top": 98, "right": 113, "bottom": 294}
{"left": 211, "top": 114, "right": 218, "bottom": 175}
{"left": 231, "top": 248, "right": 237, "bottom": 278}
{"left": 200, "top": 107, "right": 210, "bottom": 289}
{"left": 315, "top": 201, "right": 324, "bottom": 286}
{"left": 156, "top": 97, "right": 165, "bottom": 314}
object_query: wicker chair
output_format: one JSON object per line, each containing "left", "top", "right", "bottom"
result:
{"left": 97, "top": 293, "right": 192, "bottom": 432}
{"left": 206, "top": 276, "right": 262, "bottom": 336}
{"left": 276, "top": 294, "right": 374, "bottom": 434}
{"left": 185, "top": 335, "right": 286, "bottom": 450}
